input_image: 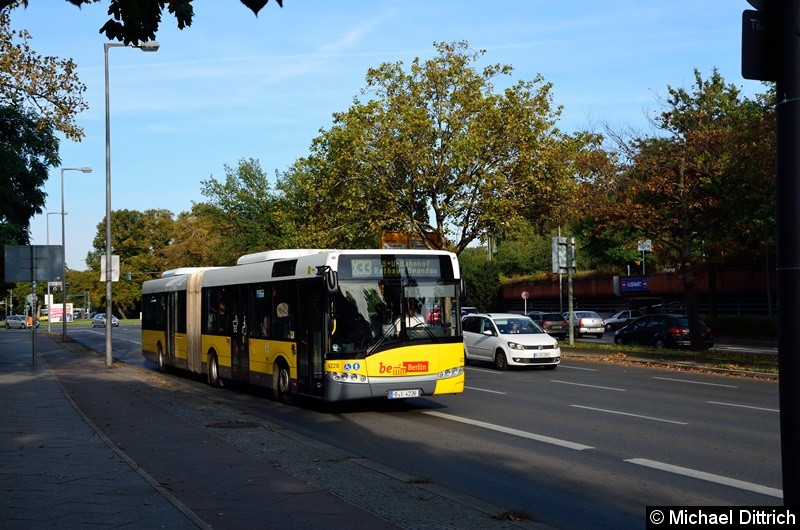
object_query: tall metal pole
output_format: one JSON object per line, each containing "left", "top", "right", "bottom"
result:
{"left": 60, "top": 168, "right": 91, "bottom": 342}
{"left": 104, "top": 43, "right": 117, "bottom": 368}
{"left": 775, "top": 0, "right": 800, "bottom": 507}
{"left": 61, "top": 168, "right": 66, "bottom": 341}
{"left": 103, "top": 40, "right": 159, "bottom": 367}
{"left": 45, "top": 211, "right": 61, "bottom": 334}
{"left": 567, "top": 238, "right": 574, "bottom": 347}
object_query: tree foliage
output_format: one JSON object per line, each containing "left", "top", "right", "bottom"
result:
{"left": 582, "top": 69, "right": 774, "bottom": 348}
{"left": 0, "top": 8, "right": 88, "bottom": 141}
{"left": 279, "top": 41, "right": 585, "bottom": 253}
{"left": 164, "top": 203, "right": 224, "bottom": 268}
{"left": 1, "top": 0, "right": 282, "bottom": 46}
{"left": 0, "top": 104, "right": 59, "bottom": 288}
{"left": 86, "top": 208, "right": 174, "bottom": 317}
{"left": 200, "top": 158, "right": 285, "bottom": 265}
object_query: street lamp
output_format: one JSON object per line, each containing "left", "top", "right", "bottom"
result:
{"left": 60, "top": 167, "right": 92, "bottom": 341}
{"left": 46, "top": 211, "right": 64, "bottom": 333}
{"left": 104, "top": 40, "right": 159, "bottom": 367}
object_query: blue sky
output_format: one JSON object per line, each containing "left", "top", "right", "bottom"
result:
{"left": 15, "top": 1, "right": 764, "bottom": 270}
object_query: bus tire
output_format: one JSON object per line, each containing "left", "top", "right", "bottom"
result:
{"left": 272, "top": 360, "right": 291, "bottom": 403}
{"left": 208, "top": 352, "right": 223, "bottom": 388}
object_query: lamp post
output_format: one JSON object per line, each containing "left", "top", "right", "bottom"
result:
{"left": 46, "top": 211, "right": 64, "bottom": 333}
{"left": 104, "top": 40, "right": 159, "bottom": 367}
{"left": 60, "top": 167, "right": 92, "bottom": 341}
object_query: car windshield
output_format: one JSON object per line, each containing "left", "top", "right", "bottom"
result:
{"left": 542, "top": 313, "right": 563, "bottom": 320}
{"left": 494, "top": 317, "right": 544, "bottom": 334}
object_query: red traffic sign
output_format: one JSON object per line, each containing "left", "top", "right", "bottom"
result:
{"left": 521, "top": 291, "right": 529, "bottom": 300}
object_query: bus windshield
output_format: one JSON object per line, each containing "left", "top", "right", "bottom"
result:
{"left": 330, "top": 278, "right": 459, "bottom": 357}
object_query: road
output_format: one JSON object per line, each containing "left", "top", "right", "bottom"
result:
{"left": 64, "top": 323, "right": 782, "bottom": 529}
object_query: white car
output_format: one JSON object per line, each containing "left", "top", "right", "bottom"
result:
{"left": 564, "top": 310, "right": 605, "bottom": 338}
{"left": 462, "top": 313, "right": 560, "bottom": 370}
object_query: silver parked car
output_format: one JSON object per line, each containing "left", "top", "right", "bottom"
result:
{"left": 92, "top": 313, "right": 119, "bottom": 327}
{"left": 5, "top": 315, "right": 37, "bottom": 329}
{"left": 564, "top": 310, "right": 605, "bottom": 338}
{"left": 604, "top": 309, "right": 644, "bottom": 331}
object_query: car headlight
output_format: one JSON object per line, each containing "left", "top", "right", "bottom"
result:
{"left": 507, "top": 341, "right": 524, "bottom": 350}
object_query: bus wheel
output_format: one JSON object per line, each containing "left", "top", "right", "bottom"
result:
{"left": 157, "top": 344, "right": 166, "bottom": 373}
{"left": 208, "top": 352, "right": 223, "bottom": 388}
{"left": 272, "top": 361, "right": 291, "bottom": 403}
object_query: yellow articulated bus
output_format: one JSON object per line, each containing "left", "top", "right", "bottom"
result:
{"left": 141, "top": 249, "right": 465, "bottom": 402}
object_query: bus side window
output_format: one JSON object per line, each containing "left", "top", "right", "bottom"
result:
{"left": 273, "top": 302, "right": 292, "bottom": 339}
{"left": 251, "top": 285, "right": 271, "bottom": 338}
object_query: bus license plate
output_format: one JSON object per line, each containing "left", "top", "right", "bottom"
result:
{"left": 388, "top": 389, "right": 420, "bottom": 399}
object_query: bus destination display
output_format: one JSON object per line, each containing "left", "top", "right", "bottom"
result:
{"left": 344, "top": 257, "right": 442, "bottom": 279}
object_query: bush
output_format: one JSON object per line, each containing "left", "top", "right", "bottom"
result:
{"left": 702, "top": 315, "right": 777, "bottom": 339}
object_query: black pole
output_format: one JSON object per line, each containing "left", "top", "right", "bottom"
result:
{"left": 775, "top": 0, "right": 800, "bottom": 507}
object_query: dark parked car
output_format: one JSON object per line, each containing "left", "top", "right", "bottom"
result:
{"left": 613, "top": 314, "right": 714, "bottom": 349}
{"left": 527, "top": 311, "right": 569, "bottom": 339}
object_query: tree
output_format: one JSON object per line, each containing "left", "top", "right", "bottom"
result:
{"left": 458, "top": 247, "right": 501, "bottom": 311}
{"left": 0, "top": 8, "right": 88, "bottom": 141}
{"left": 200, "top": 158, "right": 285, "bottom": 265}
{"left": 86, "top": 208, "right": 174, "bottom": 317}
{"left": 583, "top": 69, "right": 774, "bottom": 349}
{"left": 278, "top": 41, "right": 585, "bottom": 253}
{"left": 164, "top": 203, "right": 224, "bottom": 268}
{"left": 0, "top": 104, "right": 60, "bottom": 289}
{"left": 1, "top": 1, "right": 283, "bottom": 45}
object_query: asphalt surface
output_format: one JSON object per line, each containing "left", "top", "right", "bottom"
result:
{"left": 1, "top": 331, "right": 547, "bottom": 529}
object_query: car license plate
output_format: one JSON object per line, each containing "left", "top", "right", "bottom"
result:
{"left": 388, "top": 389, "right": 420, "bottom": 399}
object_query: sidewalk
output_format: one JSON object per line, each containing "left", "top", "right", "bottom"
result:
{"left": 1, "top": 330, "right": 543, "bottom": 529}
{"left": 0, "top": 331, "right": 399, "bottom": 529}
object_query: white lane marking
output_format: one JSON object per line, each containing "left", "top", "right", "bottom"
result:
{"left": 653, "top": 376, "right": 737, "bottom": 388}
{"left": 465, "top": 386, "right": 506, "bottom": 395}
{"left": 557, "top": 365, "right": 597, "bottom": 371}
{"left": 570, "top": 405, "right": 688, "bottom": 425}
{"left": 626, "top": 458, "right": 783, "bottom": 499}
{"left": 707, "top": 401, "right": 779, "bottom": 413}
{"left": 422, "top": 411, "right": 594, "bottom": 451}
{"left": 465, "top": 366, "right": 504, "bottom": 374}
{"left": 551, "top": 380, "right": 626, "bottom": 392}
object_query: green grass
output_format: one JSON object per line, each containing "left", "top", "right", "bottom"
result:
{"left": 562, "top": 341, "right": 778, "bottom": 375}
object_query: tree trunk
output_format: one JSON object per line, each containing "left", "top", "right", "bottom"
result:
{"left": 680, "top": 238, "right": 704, "bottom": 351}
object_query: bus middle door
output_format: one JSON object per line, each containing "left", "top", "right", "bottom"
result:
{"left": 230, "top": 286, "right": 250, "bottom": 381}
{"left": 165, "top": 292, "right": 177, "bottom": 365}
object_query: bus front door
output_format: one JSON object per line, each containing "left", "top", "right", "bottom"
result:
{"left": 297, "top": 281, "right": 324, "bottom": 398}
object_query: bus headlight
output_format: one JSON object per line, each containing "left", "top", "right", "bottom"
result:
{"left": 438, "top": 366, "right": 464, "bottom": 378}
